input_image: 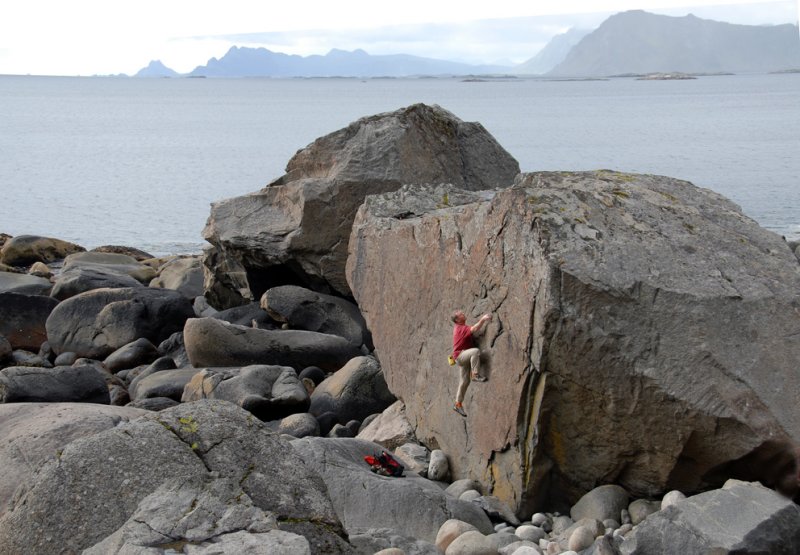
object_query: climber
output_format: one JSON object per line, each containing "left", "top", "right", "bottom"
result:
{"left": 450, "top": 310, "right": 492, "bottom": 417}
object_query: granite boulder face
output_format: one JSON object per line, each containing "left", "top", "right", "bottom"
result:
{"left": 0, "top": 400, "right": 344, "bottom": 554}
{"left": 202, "top": 103, "right": 520, "bottom": 307}
{"left": 346, "top": 172, "right": 800, "bottom": 516}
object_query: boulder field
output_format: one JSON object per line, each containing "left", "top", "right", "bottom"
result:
{"left": 0, "top": 103, "right": 799, "bottom": 554}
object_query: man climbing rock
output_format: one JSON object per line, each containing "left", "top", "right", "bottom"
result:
{"left": 450, "top": 310, "right": 492, "bottom": 416}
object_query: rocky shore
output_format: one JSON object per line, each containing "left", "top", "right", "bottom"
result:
{"left": 1, "top": 104, "right": 799, "bottom": 554}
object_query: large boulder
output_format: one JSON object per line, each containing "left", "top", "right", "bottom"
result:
{"left": 62, "top": 251, "right": 157, "bottom": 284}
{"left": 0, "top": 364, "right": 111, "bottom": 404}
{"left": 0, "top": 271, "right": 52, "bottom": 295}
{"left": 620, "top": 480, "right": 800, "bottom": 554}
{"left": 357, "top": 400, "right": 418, "bottom": 451}
{"left": 0, "top": 403, "right": 147, "bottom": 516}
{"left": 309, "top": 356, "right": 395, "bottom": 422}
{"left": 0, "top": 292, "right": 59, "bottom": 350}
{"left": 346, "top": 173, "right": 800, "bottom": 516}
{"left": 182, "top": 365, "right": 310, "bottom": 420}
{"left": 50, "top": 263, "right": 143, "bottom": 300}
{"left": 0, "top": 234, "right": 84, "bottom": 266}
{"left": 290, "top": 437, "right": 493, "bottom": 542}
{"left": 128, "top": 367, "right": 200, "bottom": 401}
{"left": 45, "top": 287, "right": 194, "bottom": 359}
{"left": 149, "top": 255, "right": 204, "bottom": 298}
{"left": 261, "top": 284, "right": 373, "bottom": 348}
{"left": 104, "top": 337, "right": 160, "bottom": 373}
{"left": 91, "top": 244, "right": 155, "bottom": 261}
{"left": 184, "top": 317, "right": 362, "bottom": 372}
{"left": 0, "top": 400, "right": 345, "bottom": 554}
{"left": 202, "top": 103, "right": 520, "bottom": 306}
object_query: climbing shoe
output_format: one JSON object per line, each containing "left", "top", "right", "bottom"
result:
{"left": 453, "top": 403, "right": 467, "bottom": 417}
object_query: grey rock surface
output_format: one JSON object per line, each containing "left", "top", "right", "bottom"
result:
{"left": 62, "top": 251, "right": 157, "bottom": 283}
{"left": 309, "top": 355, "right": 395, "bottom": 422}
{"left": 445, "top": 479, "right": 484, "bottom": 500}
{"left": 277, "top": 412, "right": 320, "bottom": 438}
{"left": 347, "top": 172, "right": 800, "bottom": 515}
{"left": 46, "top": 287, "right": 194, "bottom": 359}
{"left": 571, "top": 485, "right": 630, "bottom": 523}
{"left": 0, "top": 234, "right": 84, "bottom": 266}
{"left": 0, "top": 271, "right": 52, "bottom": 295}
{"left": 125, "top": 397, "right": 179, "bottom": 411}
{"left": 50, "top": 264, "right": 143, "bottom": 300}
{"left": 356, "top": 400, "right": 418, "bottom": 450}
{"left": 429, "top": 449, "right": 450, "bottom": 481}
{"left": 0, "top": 292, "right": 58, "bottom": 350}
{"left": 211, "top": 301, "right": 276, "bottom": 328}
{"left": 620, "top": 480, "right": 800, "bottom": 554}
{"left": 83, "top": 474, "right": 304, "bottom": 554}
{"left": 129, "top": 367, "right": 200, "bottom": 401}
{"left": 394, "top": 442, "right": 431, "bottom": 476}
{"left": 182, "top": 365, "right": 310, "bottom": 421}
{"left": 261, "top": 284, "right": 372, "bottom": 348}
{"left": 0, "top": 402, "right": 147, "bottom": 516}
{"left": 0, "top": 400, "right": 342, "bottom": 554}
{"left": 472, "top": 495, "right": 521, "bottom": 526}
{"left": 149, "top": 255, "right": 204, "bottom": 298}
{"left": 0, "top": 364, "right": 110, "bottom": 404}
{"left": 0, "top": 335, "right": 10, "bottom": 361}
{"left": 104, "top": 337, "right": 159, "bottom": 373}
{"left": 202, "top": 103, "right": 520, "bottom": 305}
{"left": 184, "top": 317, "right": 361, "bottom": 372}
{"left": 349, "top": 528, "right": 440, "bottom": 555}
{"left": 290, "top": 437, "right": 493, "bottom": 542}
{"left": 627, "top": 498, "right": 661, "bottom": 526}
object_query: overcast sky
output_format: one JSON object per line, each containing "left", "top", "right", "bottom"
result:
{"left": 0, "top": 0, "right": 797, "bottom": 75}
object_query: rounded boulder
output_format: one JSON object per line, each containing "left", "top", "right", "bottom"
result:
{"left": 45, "top": 287, "right": 194, "bottom": 359}
{"left": 309, "top": 355, "right": 395, "bottom": 423}
{"left": 570, "top": 484, "right": 630, "bottom": 523}
{"left": 0, "top": 292, "right": 59, "bottom": 351}
{"left": 0, "top": 234, "right": 85, "bottom": 266}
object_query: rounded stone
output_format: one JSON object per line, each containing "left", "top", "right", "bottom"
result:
{"left": 661, "top": 490, "right": 686, "bottom": 510}
{"left": 515, "top": 525, "right": 546, "bottom": 543}
{"left": 459, "top": 490, "right": 481, "bottom": 502}
{"left": 445, "top": 530, "right": 495, "bottom": 555}
{"left": 299, "top": 365, "right": 326, "bottom": 385}
{"left": 628, "top": 498, "right": 661, "bottom": 525}
{"left": 602, "top": 518, "right": 620, "bottom": 530}
{"left": 54, "top": 351, "right": 78, "bottom": 366}
{"left": 277, "top": 412, "right": 320, "bottom": 438}
{"left": 28, "top": 262, "right": 52, "bottom": 278}
{"left": 435, "top": 518, "right": 479, "bottom": 552}
{"left": 551, "top": 515, "right": 574, "bottom": 535}
{"left": 428, "top": 449, "right": 450, "bottom": 481}
{"left": 530, "top": 513, "right": 549, "bottom": 528}
{"left": 510, "top": 547, "right": 542, "bottom": 555}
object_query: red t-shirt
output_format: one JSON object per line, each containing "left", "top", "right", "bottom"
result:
{"left": 453, "top": 324, "right": 473, "bottom": 358}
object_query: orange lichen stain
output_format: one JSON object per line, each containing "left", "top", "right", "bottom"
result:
{"left": 548, "top": 427, "right": 567, "bottom": 468}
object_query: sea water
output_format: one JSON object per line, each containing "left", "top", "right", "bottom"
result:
{"left": 0, "top": 73, "right": 798, "bottom": 255}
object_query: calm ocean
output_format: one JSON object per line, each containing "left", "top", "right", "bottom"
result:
{"left": 1, "top": 73, "right": 798, "bottom": 255}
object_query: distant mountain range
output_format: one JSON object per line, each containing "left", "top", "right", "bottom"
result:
{"left": 134, "top": 10, "right": 800, "bottom": 79}
{"left": 549, "top": 10, "right": 800, "bottom": 76}
{"left": 190, "top": 47, "right": 508, "bottom": 78}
